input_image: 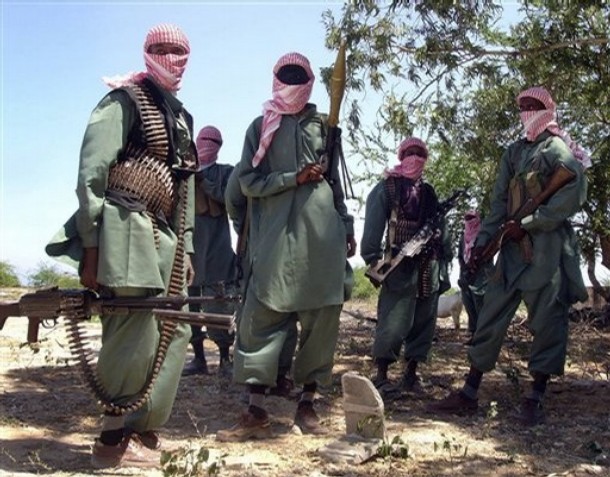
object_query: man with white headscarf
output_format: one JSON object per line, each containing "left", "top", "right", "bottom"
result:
{"left": 216, "top": 52, "right": 355, "bottom": 441}
{"left": 46, "top": 24, "right": 196, "bottom": 468}
{"left": 181, "top": 126, "right": 238, "bottom": 377}
{"left": 428, "top": 86, "right": 588, "bottom": 426}
{"left": 361, "top": 137, "right": 452, "bottom": 399}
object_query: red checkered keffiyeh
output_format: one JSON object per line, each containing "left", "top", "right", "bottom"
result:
{"left": 384, "top": 137, "right": 429, "bottom": 180}
{"left": 196, "top": 126, "right": 223, "bottom": 170}
{"left": 251, "top": 52, "right": 315, "bottom": 167}
{"left": 463, "top": 210, "right": 481, "bottom": 264}
{"left": 103, "top": 24, "right": 190, "bottom": 92}
{"left": 517, "top": 87, "right": 591, "bottom": 169}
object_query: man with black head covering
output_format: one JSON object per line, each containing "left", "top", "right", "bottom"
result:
{"left": 216, "top": 52, "right": 356, "bottom": 441}
{"left": 428, "top": 86, "right": 588, "bottom": 426}
{"left": 182, "top": 125, "right": 238, "bottom": 376}
{"left": 225, "top": 162, "right": 299, "bottom": 397}
{"left": 46, "top": 24, "right": 197, "bottom": 468}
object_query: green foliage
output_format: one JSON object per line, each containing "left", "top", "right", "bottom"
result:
{"left": 351, "top": 266, "right": 380, "bottom": 301}
{"left": 482, "top": 400, "right": 498, "bottom": 438}
{"left": 377, "top": 434, "right": 410, "bottom": 460}
{"left": 0, "top": 261, "right": 21, "bottom": 287}
{"left": 323, "top": 1, "right": 610, "bottom": 275}
{"left": 356, "top": 414, "right": 385, "bottom": 437}
{"left": 27, "top": 262, "right": 80, "bottom": 288}
{"left": 161, "top": 444, "right": 224, "bottom": 477}
{"left": 434, "top": 433, "right": 468, "bottom": 469}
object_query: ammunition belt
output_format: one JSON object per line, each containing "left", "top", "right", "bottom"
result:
{"left": 62, "top": 292, "right": 174, "bottom": 416}
{"left": 131, "top": 82, "right": 169, "bottom": 159}
{"left": 384, "top": 177, "right": 424, "bottom": 248}
{"left": 61, "top": 81, "right": 188, "bottom": 415}
{"left": 107, "top": 146, "right": 176, "bottom": 219}
{"left": 394, "top": 219, "right": 420, "bottom": 247}
{"left": 418, "top": 256, "right": 433, "bottom": 298}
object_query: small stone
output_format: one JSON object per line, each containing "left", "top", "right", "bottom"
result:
{"left": 341, "top": 372, "right": 387, "bottom": 440}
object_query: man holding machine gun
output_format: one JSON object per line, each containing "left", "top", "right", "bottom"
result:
{"left": 216, "top": 51, "right": 355, "bottom": 441}
{"left": 361, "top": 137, "right": 452, "bottom": 398}
{"left": 428, "top": 86, "right": 589, "bottom": 426}
{"left": 46, "top": 24, "right": 196, "bottom": 468}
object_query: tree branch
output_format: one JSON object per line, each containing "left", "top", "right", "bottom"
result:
{"left": 396, "top": 37, "right": 610, "bottom": 58}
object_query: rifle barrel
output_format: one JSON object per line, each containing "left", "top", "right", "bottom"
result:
{"left": 152, "top": 309, "right": 234, "bottom": 330}
{"left": 95, "top": 295, "right": 239, "bottom": 312}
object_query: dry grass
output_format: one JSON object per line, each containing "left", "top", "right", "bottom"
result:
{"left": 0, "top": 291, "right": 609, "bottom": 476}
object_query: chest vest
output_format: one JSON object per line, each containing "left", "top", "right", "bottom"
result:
{"left": 507, "top": 136, "right": 554, "bottom": 216}
{"left": 384, "top": 177, "right": 439, "bottom": 297}
{"left": 383, "top": 177, "right": 430, "bottom": 247}
{"left": 106, "top": 81, "right": 180, "bottom": 220}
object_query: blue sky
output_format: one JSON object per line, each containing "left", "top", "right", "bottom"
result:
{"left": 2, "top": 1, "right": 607, "bottom": 287}
{"left": 1, "top": 1, "right": 347, "bottom": 280}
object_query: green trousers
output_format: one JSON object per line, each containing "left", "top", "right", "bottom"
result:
{"left": 373, "top": 287, "right": 439, "bottom": 364}
{"left": 468, "top": 270, "right": 570, "bottom": 375}
{"left": 96, "top": 287, "right": 191, "bottom": 432}
{"left": 234, "top": 286, "right": 341, "bottom": 388}
{"left": 460, "top": 283, "right": 486, "bottom": 334}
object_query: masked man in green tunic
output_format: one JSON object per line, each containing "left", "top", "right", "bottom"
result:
{"left": 428, "top": 86, "right": 589, "bottom": 426}
{"left": 361, "top": 137, "right": 452, "bottom": 399}
{"left": 457, "top": 210, "right": 490, "bottom": 344}
{"left": 46, "top": 24, "right": 197, "bottom": 468}
{"left": 217, "top": 52, "right": 356, "bottom": 441}
{"left": 225, "top": 163, "right": 299, "bottom": 398}
{"left": 182, "top": 125, "right": 237, "bottom": 377}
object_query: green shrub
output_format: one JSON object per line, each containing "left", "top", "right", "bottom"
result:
{"left": 0, "top": 261, "right": 21, "bottom": 287}
{"left": 28, "top": 262, "right": 80, "bottom": 288}
{"left": 351, "top": 266, "right": 379, "bottom": 302}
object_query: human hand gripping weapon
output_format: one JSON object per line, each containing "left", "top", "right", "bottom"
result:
{"left": 319, "top": 40, "right": 354, "bottom": 198}
{"left": 365, "top": 189, "right": 467, "bottom": 287}
{"left": 468, "top": 164, "right": 577, "bottom": 275}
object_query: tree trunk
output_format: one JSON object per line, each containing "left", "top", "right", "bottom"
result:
{"left": 587, "top": 257, "right": 610, "bottom": 305}
{"left": 600, "top": 234, "right": 610, "bottom": 270}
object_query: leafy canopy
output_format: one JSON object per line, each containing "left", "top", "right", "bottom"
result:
{"left": 323, "top": 1, "right": 610, "bottom": 270}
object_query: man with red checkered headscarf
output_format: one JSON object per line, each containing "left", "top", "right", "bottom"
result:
{"left": 429, "top": 86, "right": 588, "bottom": 426}
{"left": 216, "top": 52, "right": 355, "bottom": 442}
{"left": 457, "top": 209, "right": 490, "bottom": 342}
{"left": 46, "top": 24, "right": 197, "bottom": 469}
{"left": 181, "top": 126, "right": 239, "bottom": 378}
{"left": 360, "top": 137, "right": 453, "bottom": 399}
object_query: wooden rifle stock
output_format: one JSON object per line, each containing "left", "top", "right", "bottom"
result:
{"left": 475, "top": 164, "right": 576, "bottom": 267}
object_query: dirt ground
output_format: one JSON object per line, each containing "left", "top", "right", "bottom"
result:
{"left": 1, "top": 287, "right": 609, "bottom": 477}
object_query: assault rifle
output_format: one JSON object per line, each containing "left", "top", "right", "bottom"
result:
{"left": 365, "top": 189, "right": 467, "bottom": 287}
{"left": 468, "top": 164, "right": 577, "bottom": 274}
{"left": 0, "top": 287, "right": 239, "bottom": 344}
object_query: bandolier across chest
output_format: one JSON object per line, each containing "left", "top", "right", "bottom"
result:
{"left": 106, "top": 82, "right": 177, "bottom": 220}
{"left": 384, "top": 177, "right": 428, "bottom": 248}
